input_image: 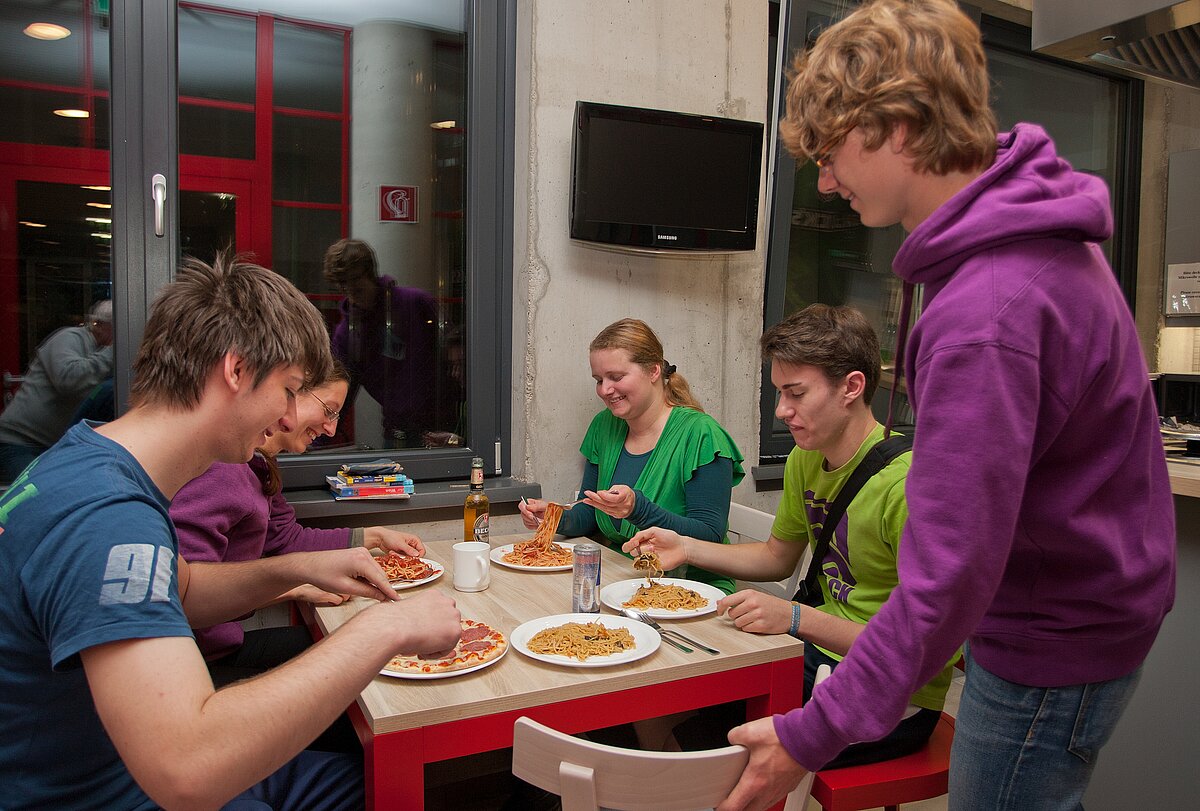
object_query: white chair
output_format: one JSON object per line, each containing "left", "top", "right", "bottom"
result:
{"left": 513, "top": 713, "right": 819, "bottom": 811}
{"left": 727, "top": 502, "right": 807, "bottom": 600}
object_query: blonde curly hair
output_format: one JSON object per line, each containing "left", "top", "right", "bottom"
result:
{"left": 780, "top": 0, "right": 996, "bottom": 175}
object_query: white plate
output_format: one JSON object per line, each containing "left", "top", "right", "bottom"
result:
{"left": 510, "top": 613, "right": 660, "bottom": 667}
{"left": 388, "top": 559, "right": 444, "bottom": 590}
{"left": 379, "top": 642, "right": 508, "bottom": 680}
{"left": 599, "top": 578, "right": 724, "bottom": 619}
{"left": 490, "top": 542, "right": 577, "bottom": 572}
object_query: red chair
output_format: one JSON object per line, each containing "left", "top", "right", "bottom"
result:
{"left": 805, "top": 712, "right": 954, "bottom": 811}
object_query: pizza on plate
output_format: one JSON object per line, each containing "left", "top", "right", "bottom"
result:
{"left": 374, "top": 551, "right": 437, "bottom": 582}
{"left": 384, "top": 618, "right": 507, "bottom": 675}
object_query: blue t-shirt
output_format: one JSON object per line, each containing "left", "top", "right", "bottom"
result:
{"left": 0, "top": 422, "right": 193, "bottom": 809}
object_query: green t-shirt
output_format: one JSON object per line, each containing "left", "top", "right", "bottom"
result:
{"left": 772, "top": 423, "right": 952, "bottom": 711}
{"left": 580, "top": 406, "right": 744, "bottom": 593}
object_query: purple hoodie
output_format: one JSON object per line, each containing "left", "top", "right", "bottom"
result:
{"left": 170, "top": 455, "right": 350, "bottom": 659}
{"left": 775, "top": 124, "right": 1176, "bottom": 770}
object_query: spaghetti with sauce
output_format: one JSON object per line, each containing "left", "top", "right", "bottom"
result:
{"left": 622, "top": 581, "right": 709, "bottom": 612}
{"left": 503, "top": 501, "right": 573, "bottom": 567}
{"left": 526, "top": 621, "right": 636, "bottom": 661}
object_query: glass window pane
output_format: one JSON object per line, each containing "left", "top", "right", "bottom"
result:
{"left": 180, "top": 191, "right": 238, "bottom": 263}
{"left": 0, "top": 87, "right": 93, "bottom": 148}
{"left": 0, "top": 3, "right": 83, "bottom": 86}
{"left": 169, "top": 1, "right": 474, "bottom": 459}
{"left": 273, "top": 114, "right": 342, "bottom": 203}
{"left": 274, "top": 21, "right": 343, "bottom": 112}
{"left": 179, "top": 7, "right": 256, "bottom": 104}
{"left": 273, "top": 206, "right": 342, "bottom": 293}
{"left": 0, "top": 2, "right": 113, "bottom": 485}
{"left": 179, "top": 103, "right": 255, "bottom": 159}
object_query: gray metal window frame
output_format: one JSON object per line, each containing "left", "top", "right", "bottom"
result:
{"left": 107, "top": 0, "right": 516, "bottom": 485}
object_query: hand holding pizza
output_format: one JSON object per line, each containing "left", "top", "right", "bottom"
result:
{"left": 363, "top": 526, "right": 426, "bottom": 557}
{"left": 292, "top": 547, "right": 400, "bottom": 602}
{"left": 623, "top": 526, "right": 688, "bottom": 570}
{"left": 376, "top": 590, "right": 463, "bottom": 656}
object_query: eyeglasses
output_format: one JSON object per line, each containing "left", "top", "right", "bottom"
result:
{"left": 814, "top": 152, "right": 834, "bottom": 176}
{"left": 306, "top": 389, "right": 341, "bottom": 423}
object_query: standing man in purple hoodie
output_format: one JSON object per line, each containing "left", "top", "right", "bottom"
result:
{"left": 718, "top": 2, "right": 1176, "bottom": 810}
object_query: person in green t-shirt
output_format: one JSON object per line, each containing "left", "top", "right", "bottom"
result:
{"left": 625, "top": 303, "right": 953, "bottom": 768}
{"left": 518, "top": 317, "right": 744, "bottom": 596}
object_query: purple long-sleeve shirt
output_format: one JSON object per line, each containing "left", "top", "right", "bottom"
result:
{"left": 170, "top": 456, "right": 350, "bottom": 659}
{"left": 775, "top": 124, "right": 1176, "bottom": 770}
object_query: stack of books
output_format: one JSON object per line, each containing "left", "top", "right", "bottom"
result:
{"left": 327, "top": 459, "right": 414, "bottom": 500}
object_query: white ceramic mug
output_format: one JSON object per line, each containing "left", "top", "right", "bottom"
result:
{"left": 452, "top": 541, "right": 491, "bottom": 592}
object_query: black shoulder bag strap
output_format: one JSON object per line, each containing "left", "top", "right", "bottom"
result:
{"left": 792, "top": 433, "right": 914, "bottom": 607}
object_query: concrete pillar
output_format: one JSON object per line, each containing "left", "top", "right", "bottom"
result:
{"left": 348, "top": 21, "right": 436, "bottom": 291}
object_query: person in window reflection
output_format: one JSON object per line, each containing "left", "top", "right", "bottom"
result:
{"left": 627, "top": 304, "right": 952, "bottom": 769}
{"left": 708, "top": 3, "right": 1176, "bottom": 810}
{"left": 0, "top": 299, "right": 114, "bottom": 484}
{"left": 322, "top": 238, "right": 442, "bottom": 448}
{"left": 0, "top": 253, "right": 461, "bottom": 810}
{"left": 519, "top": 318, "right": 745, "bottom": 596}
{"left": 170, "top": 360, "right": 429, "bottom": 692}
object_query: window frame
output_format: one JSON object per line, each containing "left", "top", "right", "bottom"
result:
{"left": 758, "top": 2, "right": 1143, "bottom": 462}
{"left": 106, "top": 0, "right": 515, "bottom": 486}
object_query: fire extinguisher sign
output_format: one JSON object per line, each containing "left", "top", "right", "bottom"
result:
{"left": 379, "top": 185, "right": 419, "bottom": 223}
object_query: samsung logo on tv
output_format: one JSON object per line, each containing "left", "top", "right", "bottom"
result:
{"left": 657, "top": 234, "right": 678, "bottom": 241}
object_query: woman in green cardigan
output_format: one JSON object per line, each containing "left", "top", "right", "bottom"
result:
{"left": 519, "top": 318, "right": 744, "bottom": 595}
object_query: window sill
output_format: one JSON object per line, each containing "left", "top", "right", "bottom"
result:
{"left": 286, "top": 477, "right": 542, "bottom": 524}
{"left": 750, "top": 463, "right": 785, "bottom": 493}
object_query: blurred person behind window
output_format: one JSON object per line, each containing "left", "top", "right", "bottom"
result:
{"left": 0, "top": 300, "right": 114, "bottom": 483}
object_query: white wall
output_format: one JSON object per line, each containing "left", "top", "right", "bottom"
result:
{"left": 510, "top": 0, "right": 780, "bottom": 512}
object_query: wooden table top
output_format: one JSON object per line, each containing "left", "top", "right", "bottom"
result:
{"left": 312, "top": 534, "right": 804, "bottom": 736}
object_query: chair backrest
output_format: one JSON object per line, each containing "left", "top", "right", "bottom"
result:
{"left": 513, "top": 717, "right": 751, "bottom": 811}
{"left": 727, "top": 502, "right": 807, "bottom": 599}
{"left": 514, "top": 715, "right": 818, "bottom": 811}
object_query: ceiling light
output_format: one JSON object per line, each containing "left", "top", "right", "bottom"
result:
{"left": 91, "top": 232, "right": 112, "bottom": 239}
{"left": 430, "top": 120, "right": 457, "bottom": 129}
{"left": 86, "top": 202, "right": 111, "bottom": 209}
{"left": 19, "top": 221, "right": 47, "bottom": 228}
{"left": 24, "top": 23, "right": 71, "bottom": 40}
{"left": 85, "top": 217, "right": 112, "bottom": 224}
{"left": 81, "top": 185, "right": 111, "bottom": 191}
{"left": 54, "top": 108, "right": 89, "bottom": 118}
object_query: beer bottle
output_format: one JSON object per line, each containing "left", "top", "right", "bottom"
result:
{"left": 464, "top": 456, "right": 490, "bottom": 543}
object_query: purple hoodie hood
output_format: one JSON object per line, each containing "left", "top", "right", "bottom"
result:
{"left": 894, "top": 123, "right": 1112, "bottom": 293}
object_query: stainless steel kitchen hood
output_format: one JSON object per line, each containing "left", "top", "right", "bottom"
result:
{"left": 1033, "top": 0, "right": 1200, "bottom": 90}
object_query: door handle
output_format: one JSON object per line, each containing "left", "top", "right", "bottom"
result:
{"left": 151, "top": 173, "right": 166, "bottom": 237}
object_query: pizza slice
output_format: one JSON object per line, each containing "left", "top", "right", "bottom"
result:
{"left": 384, "top": 618, "right": 507, "bottom": 676}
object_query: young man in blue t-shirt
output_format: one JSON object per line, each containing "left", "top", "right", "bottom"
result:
{"left": 0, "top": 254, "right": 462, "bottom": 810}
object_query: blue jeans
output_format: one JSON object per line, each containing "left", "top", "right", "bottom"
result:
{"left": 220, "top": 749, "right": 363, "bottom": 810}
{"left": 949, "top": 645, "right": 1142, "bottom": 811}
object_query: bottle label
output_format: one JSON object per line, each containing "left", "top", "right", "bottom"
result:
{"left": 473, "top": 513, "right": 490, "bottom": 543}
{"left": 471, "top": 466, "right": 483, "bottom": 487}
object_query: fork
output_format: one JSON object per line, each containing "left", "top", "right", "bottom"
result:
{"left": 622, "top": 608, "right": 719, "bottom": 655}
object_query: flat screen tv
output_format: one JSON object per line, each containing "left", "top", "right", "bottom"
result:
{"left": 570, "top": 101, "right": 764, "bottom": 252}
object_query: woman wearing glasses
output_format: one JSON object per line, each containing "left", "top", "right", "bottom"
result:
{"left": 169, "top": 360, "right": 426, "bottom": 687}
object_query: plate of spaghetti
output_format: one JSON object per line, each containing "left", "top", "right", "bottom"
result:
{"left": 510, "top": 613, "right": 659, "bottom": 667}
{"left": 373, "top": 552, "right": 445, "bottom": 590}
{"left": 492, "top": 500, "right": 576, "bottom": 570}
{"left": 600, "top": 577, "right": 724, "bottom": 619}
{"left": 491, "top": 541, "right": 576, "bottom": 571}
